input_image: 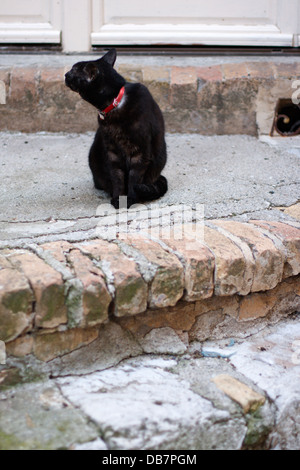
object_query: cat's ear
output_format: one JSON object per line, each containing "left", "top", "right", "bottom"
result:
{"left": 102, "top": 48, "right": 117, "bottom": 67}
{"left": 84, "top": 63, "right": 99, "bottom": 82}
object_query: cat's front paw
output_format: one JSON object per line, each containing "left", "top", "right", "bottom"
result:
{"left": 110, "top": 196, "right": 137, "bottom": 209}
{"left": 126, "top": 197, "right": 137, "bottom": 209}
{"left": 110, "top": 197, "right": 120, "bottom": 209}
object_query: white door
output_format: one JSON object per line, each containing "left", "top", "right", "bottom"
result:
{"left": 0, "top": 0, "right": 299, "bottom": 51}
{"left": 0, "top": 0, "right": 62, "bottom": 44}
{"left": 91, "top": 0, "right": 300, "bottom": 47}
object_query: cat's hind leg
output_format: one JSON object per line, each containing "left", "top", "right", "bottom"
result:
{"left": 134, "top": 175, "right": 168, "bottom": 202}
{"left": 88, "top": 141, "right": 112, "bottom": 194}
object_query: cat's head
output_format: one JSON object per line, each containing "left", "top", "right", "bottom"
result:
{"left": 65, "top": 49, "right": 124, "bottom": 109}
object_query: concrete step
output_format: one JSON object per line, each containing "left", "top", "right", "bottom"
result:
{"left": 0, "top": 131, "right": 299, "bottom": 392}
{"left": 1, "top": 221, "right": 300, "bottom": 350}
{"left": 1, "top": 316, "right": 300, "bottom": 450}
{"left": 0, "top": 53, "right": 300, "bottom": 135}
{"left": 0, "top": 53, "right": 300, "bottom": 449}
{"left": 0, "top": 132, "right": 300, "bottom": 449}
{"left": 1, "top": 132, "right": 300, "bottom": 247}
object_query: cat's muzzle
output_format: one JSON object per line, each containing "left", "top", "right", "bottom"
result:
{"left": 65, "top": 72, "right": 79, "bottom": 92}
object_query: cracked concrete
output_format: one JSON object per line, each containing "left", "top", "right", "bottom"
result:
{"left": 0, "top": 130, "right": 300, "bottom": 450}
{"left": 0, "top": 132, "right": 299, "bottom": 247}
{"left": 1, "top": 317, "right": 300, "bottom": 450}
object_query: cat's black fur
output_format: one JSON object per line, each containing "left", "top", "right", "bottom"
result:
{"left": 65, "top": 49, "right": 167, "bottom": 209}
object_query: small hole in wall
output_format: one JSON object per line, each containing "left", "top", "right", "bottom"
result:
{"left": 271, "top": 99, "right": 300, "bottom": 136}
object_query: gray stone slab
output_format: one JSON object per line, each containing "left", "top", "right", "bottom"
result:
{"left": 0, "top": 381, "right": 100, "bottom": 450}
{"left": 0, "top": 132, "right": 299, "bottom": 246}
{"left": 1, "top": 316, "right": 300, "bottom": 450}
{"left": 1, "top": 52, "right": 299, "bottom": 69}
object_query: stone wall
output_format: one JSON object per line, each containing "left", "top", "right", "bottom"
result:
{"left": 0, "top": 60, "right": 299, "bottom": 135}
{"left": 1, "top": 219, "right": 299, "bottom": 363}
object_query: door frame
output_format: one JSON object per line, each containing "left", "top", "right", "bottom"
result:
{"left": 90, "top": 0, "right": 300, "bottom": 48}
{"left": 0, "top": 0, "right": 299, "bottom": 51}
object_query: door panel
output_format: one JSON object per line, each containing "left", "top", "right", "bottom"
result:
{"left": 103, "top": 0, "right": 277, "bottom": 25}
{"left": 0, "top": 0, "right": 61, "bottom": 44}
{"left": 91, "top": 0, "right": 299, "bottom": 47}
{"left": 0, "top": 0, "right": 298, "bottom": 50}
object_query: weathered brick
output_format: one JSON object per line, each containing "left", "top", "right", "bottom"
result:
{"left": 119, "top": 292, "right": 240, "bottom": 341}
{"left": 0, "top": 61, "right": 266, "bottom": 134}
{"left": 251, "top": 220, "right": 300, "bottom": 278}
{"left": 16, "top": 64, "right": 94, "bottom": 133}
{"left": 117, "top": 301, "right": 197, "bottom": 339}
{"left": 41, "top": 240, "right": 73, "bottom": 264}
{"left": 6, "top": 335, "right": 34, "bottom": 357}
{"left": 171, "top": 67, "right": 197, "bottom": 86}
{"left": 269, "top": 276, "right": 300, "bottom": 317}
{"left": 40, "top": 67, "right": 65, "bottom": 83}
{"left": 9, "top": 251, "right": 67, "bottom": 329}
{"left": 238, "top": 276, "right": 300, "bottom": 322}
{"left": 142, "top": 66, "right": 171, "bottom": 83}
{"left": 189, "top": 308, "right": 225, "bottom": 342}
{"left": 194, "top": 295, "right": 240, "bottom": 320}
{"left": 0, "top": 253, "right": 12, "bottom": 269}
{"left": 213, "top": 221, "right": 284, "bottom": 292}
{"left": 209, "top": 222, "right": 256, "bottom": 295}
{"left": 171, "top": 66, "right": 198, "bottom": 108}
{"left": 78, "top": 239, "right": 148, "bottom": 317}
{"left": 67, "top": 249, "right": 111, "bottom": 327}
{"left": 212, "top": 374, "right": 265, "bottom": 413}
{"left": 279, "top": 202, "right": 300, "bottom": 221}
{"left": 2, "top": 66, "right": 40, "bottom": 131}
{"left": 124, "top": 236, "right": 184, "bottom": 309}
{"left": 37, "top": 66, "right": 92, "bottom": 132}
{"left": 203, "top": 226, "right": 249, "bottom": 296}
{"left": 274, "top": 62, "right": 300, "bottom": 79}
{"left": 162, "top": 237, "right": 215, "bottom": 301}
{"left": 142, "top": 66, "right": 171, "bottom": 111}
{"left": 116, "top": 64, "right": 143, "bottom": 82}
{"left": 9, "top": 67, "right": 39, "bottom": 106}
{"left": 238, "top": 291, "right": 276, "bottom": 321}
{"left": 40, "top": 241, "right": 111, "bottom": 327}
{"left": 0, "top": 68, "right": 11, "bottom": 85}
{"left": 0, "top": 267, "right": 33, "bottom": 342}
{"left": 39, "top": 66, "right": 74, "bottom": 110}
{"left": 222, "top": 63, "right": 248, "bottom": 80}
{"left": 196, "top": 65, "right": 222, "bottom": 82}
{"left": 246, "top": 62, "right": 275, "bottom": 79}
{"left": 196, "top": 79, "right": 258, "bottom": 135}
{"left": 33, "top": 327, "right": 99, "bottom": 362}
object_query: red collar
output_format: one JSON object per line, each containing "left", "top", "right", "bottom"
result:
{"left": 98, "top": 86, "right": 125, "bottom": 120}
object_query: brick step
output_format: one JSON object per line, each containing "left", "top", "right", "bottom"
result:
{"left": 0, "top": 56, "right": 299, "bottom": 135}
{"left": 0, "top": 219, "right": 299, "bottom": 363}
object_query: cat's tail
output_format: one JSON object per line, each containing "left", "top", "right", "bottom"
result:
{"left": 134, "top": 175, "right": 168, "bottom": 202}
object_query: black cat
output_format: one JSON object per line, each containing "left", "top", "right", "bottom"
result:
{"left": 65, "top": 49, "right": 168, "bottom": 209}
